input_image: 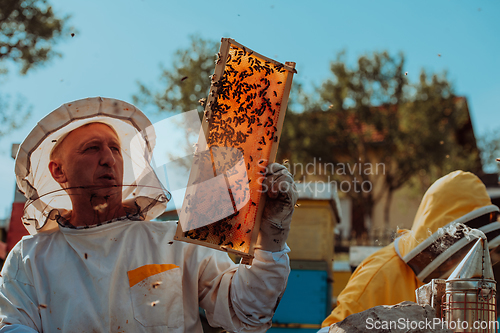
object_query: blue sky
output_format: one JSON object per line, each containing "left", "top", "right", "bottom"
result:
{"left": 1, "top": 0, "right": 499, "bottom": 217}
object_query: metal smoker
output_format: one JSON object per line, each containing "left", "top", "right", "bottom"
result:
{"left": 443, "top": 237, "right": 497, "bottom": 332}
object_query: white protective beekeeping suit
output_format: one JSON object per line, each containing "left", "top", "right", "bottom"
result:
{"left": 0, "top": 97, "right": 293, "bottom": 333}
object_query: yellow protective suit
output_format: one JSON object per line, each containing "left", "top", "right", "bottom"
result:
{"left": 322, "top": 170, "right": 493, "bottom": 327}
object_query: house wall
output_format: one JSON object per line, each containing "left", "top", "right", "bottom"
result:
{"left": 371, "top": 184, "right": 422, "bottom": 237}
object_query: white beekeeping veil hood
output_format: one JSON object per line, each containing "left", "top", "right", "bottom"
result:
{"left": 15, "top": 97, "right": 169, "bottom": 234}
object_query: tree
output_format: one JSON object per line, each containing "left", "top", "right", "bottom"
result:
{"left": 277, "top": 51, "right": 481, "bottom": 237}
{"left": 1, "top": 0, "right": 69, "bottom": 74}
{"left": 133, "top": 35, "right": 219, "bottom": 115}
{"left": 478, "top": 128, "right": 500, "bottom": 174}
{"left": 0, "top": 94, "right": 31, "bottom": 136}
{"left": 132, "top": 38, "right": 479, "bottom": 238}
{"left": 0, "top": 0, "right": 70, "bottom": 136}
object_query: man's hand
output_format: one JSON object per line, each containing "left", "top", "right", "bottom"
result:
{"left": 256, "top": 163, "right": 298, "bottom": 252}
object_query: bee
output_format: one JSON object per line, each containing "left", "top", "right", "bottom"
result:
{"left": 168, "top": 241, "right": 174, "bottom": 245}
{"left": 39, "top": 304, "right": 48, "bottom": 309}
{"left": 246, "top": 229, "right": 251, "bottom": 233}
{"left": 273, "top": 91, "right": 277, "bottom": 97}
{"left": 151, "top": 300, "right": 160, "bottom": 307}
{"left": 237, "top": 224, "right": 241, "bottom": 230}
{"left": 84, "top": 253, "right": 88, "bottom": 259}
{"left": 152, "top": 281, "right": 162, "bottom": 289}
{"left": 240, "top": 241, "right": 245, "bottom": 246}
{"left": 277, "top": 81, "right": 282, "bottom": 84}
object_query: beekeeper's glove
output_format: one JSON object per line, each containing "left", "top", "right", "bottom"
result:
{"left": 257, "top": 163, "right": 298, "bottom": 252}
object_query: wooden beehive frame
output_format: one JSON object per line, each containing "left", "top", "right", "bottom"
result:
{"left": 174, "top": 38, "right": 296, "bottom": 264}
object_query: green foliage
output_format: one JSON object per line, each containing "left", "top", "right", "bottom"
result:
{"left": 133, "top": 35, "right": 219, "bottom": 114}
{"left": 0, "top": 0, "right": 69, "bottom": 74}
{"left": 478, "top": 128, "right": 500, "bottom": 174}
{"left": 0, "top": 94, "right": 31, "bottom": 136}
{"left": 277, "top": 51, "right": 480, "bottom": 234}
{"left": 0, "top": 0, "right": 70, "bottom": 138}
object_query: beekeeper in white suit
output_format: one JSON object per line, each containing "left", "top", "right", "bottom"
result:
{"left": 0, "top": 97, "right": 297, "bottom": 333}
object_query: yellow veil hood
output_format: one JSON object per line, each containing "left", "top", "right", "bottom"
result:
{"left": 397, "top": 170, "right": 493, "bottom": 258}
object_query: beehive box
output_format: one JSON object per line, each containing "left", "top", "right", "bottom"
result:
{"left": 286, "top": 182, "right": 341, "bottom": 263}
{"left": 287, "top": 200, "right": 337, "bottom": 262}
{"left": 269, "top": 183, "right": 341, "bottom": 330}
{"left": 175, "top": 38, "right": 296, "bottom": 263}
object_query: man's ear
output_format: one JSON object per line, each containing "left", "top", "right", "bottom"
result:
{"left": 48, "top": 160, "right": 67, "bottom": 184}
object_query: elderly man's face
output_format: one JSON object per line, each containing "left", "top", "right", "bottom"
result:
{"left": 49, "top": 123, "right": 124, "bottom": 197}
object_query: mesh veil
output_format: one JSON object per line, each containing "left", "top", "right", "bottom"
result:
{"left": 14, "top": 97, "right": 170, "bottom": 234}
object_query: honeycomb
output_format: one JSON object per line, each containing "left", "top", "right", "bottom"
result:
{"left": 175, "top": 38, "right": 295, "bottom": 261}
